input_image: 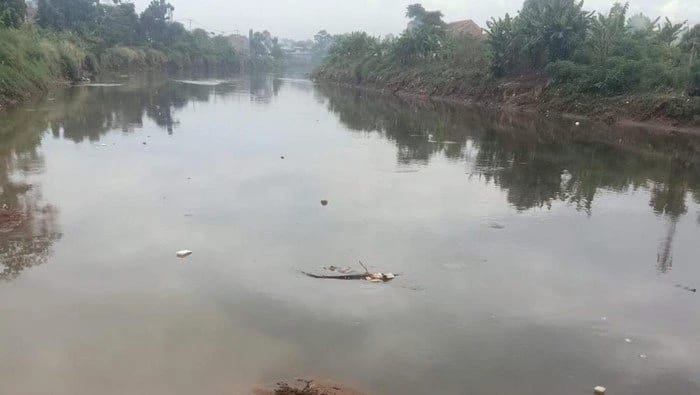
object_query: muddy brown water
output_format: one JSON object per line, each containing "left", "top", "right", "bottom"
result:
{"left": 1, "top": 74, "right": 699, "bottom": 395}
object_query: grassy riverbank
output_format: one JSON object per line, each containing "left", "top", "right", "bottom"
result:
{"left": 0, "top": 27, "right": 85, "bottom": 106}
{"left": 313, "top": 2, "right": 700, "bottom": 126}
{"left": 0, "top": 0, "right": 240, "bottom": 109}
{"left": 0, "top": 27, "right": 239, "bottom": 109}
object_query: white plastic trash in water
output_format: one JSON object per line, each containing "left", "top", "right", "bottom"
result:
{"left": 176, "top": 250, "right": 193, "bottom": 258}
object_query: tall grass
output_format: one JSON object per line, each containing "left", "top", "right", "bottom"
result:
{"left": 0, "top": 26, "right": 86, "bottom": 102}
{"left": 1, "top": 24, "right": 240, "bottom": 106}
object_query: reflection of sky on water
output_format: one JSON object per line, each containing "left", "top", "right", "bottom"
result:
{"left": 1, "top": 75, "right": 699, "bottom": 395}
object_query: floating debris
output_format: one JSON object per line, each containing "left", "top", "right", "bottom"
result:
{"left": 489, "top": 222, "right": 506, "bottom": 230}
{"left": 575, "top": 121, "right": 581, "bottom": 126}
{"left": 639, "top": 353, "right": 648, "bottom": 360}
{"left": 281, "top": 155, "right": 285, "bottom": 159}
{"left": 594, "top": 386, "right": 607, "bottom": 395}
{"left": 624, "top": 338, "right": 632, "bottom": 343}
{"left": 303, "top": 271, "right": 395, "bottom": 283}
{"left": 142, "top": 142, "right": 147, "bottom": 145}
{"left": 675, "top": 284, "right": 697, "bottom": 293}
{"left": 176, "top": 250, "right": 193, "bottom": 258}
{"left": 303, "top": 261, "right": 396, "bottom": 283}
{"left": 320, "top": 200, "right": 328, "bottom": 206}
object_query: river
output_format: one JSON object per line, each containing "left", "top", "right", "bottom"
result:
{"left": 1, "top": 74, "right": 699, "bottom": 395}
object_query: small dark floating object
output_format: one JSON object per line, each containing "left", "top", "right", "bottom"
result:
{"left": 281, "top": 155, "right": 285, "bottom": 159}
{"left": 489, "top": 222, "right": 506, "bottom": 229}
{"left": 176, "top": 250, "right": 193, "bottom": 258}
{"left": 320, "top": 200, "right": 328, "bottom": 206}
{"left": 675, "top": 284, "right": 696, "bottom": 293}
{"left": 142, "top": 142, "right": 147, "bottom": 145}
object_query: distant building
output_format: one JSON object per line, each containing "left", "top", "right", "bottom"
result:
{"left": 446, "top": 20, "right": 486, "bottom": 40}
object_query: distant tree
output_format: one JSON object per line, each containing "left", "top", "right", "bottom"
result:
{"left": 405, "top": 3, "right": 445, "bottom": 32}
{"left": 324, "top": 31, "right": 380, "bottom": 64}
{"left": 681, "top": 24, "right": 700, "bottom": 59}
{"left": 586, "top": 2, "right": 630, "bottom": 64}
{"left": 139, "top": 0, "right": 174, "bottom": 45}
{"left": 657, "top": 17, "right": 686, "bottom": 45}
{"left": 37, "top": 0, "right": 99, "bottom": 31}
{"left": 96, "top": 1, "right": 140, "bottom": 46}
{"left": 0, "top": 0, "right": 26, "bottom": 28}
{"left": 681, "top": 24, "right": 700, "bottom": 95}
{"left": 270, "top": 36, "right": 283, "bottom": 59}
{"left": 249, "top": 31, "right": 271, "bottom": 57}
{"left": 486, "top": 13, "right": 519, "bottom": 76}
{"left": 517, "top": 0, "right": 592, "bottom": 65}
{"left": 247, "top": 30, "right": 282, "bottom": 68}
{"left": 313, "top": 30, "right": 333, "bottom": 52}
{"left": 310, "top": 30, "right": 335, "bottom": 61}
{"left": 393, "top": 3, "right": 447, "bottom": 63}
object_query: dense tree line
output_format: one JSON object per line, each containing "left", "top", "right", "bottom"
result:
{"left": 0, "top": 0, "right": 26, "bottom": 28}
{"left": 488, "top": 1, "right": 698, "bottom": 96}
{"left": 316, "top": 1, "right": 699, "bottom": 110}
{"left": 1, "top": 0, "right": 239, "bottom": 73}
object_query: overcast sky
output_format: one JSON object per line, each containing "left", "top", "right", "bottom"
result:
{"left": 133, "top": 0, "right": 699, "bottom": 40}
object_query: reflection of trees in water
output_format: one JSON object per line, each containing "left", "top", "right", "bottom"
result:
{"left": 650, "top": 165, "right": 692, "bottom": 273}
{"left": 45, "top": 74, "right": 283, "bottom": 140}
{"left": 0, "top": 74, "right": 284, "bottom": 281}
{"left": 248, "top": 73, "right": 281, "bottom": 103}
{"left": 318, "top": 84, "right": 700, "bottom": 271}
{"left": 319, "top": 85, "right": 473, "bottom": 165}
{"left": 0, "top": 108, "right": 61, "bottom": 281}
{"left": 48, "top": 76, "right": 212, "bottom": 139}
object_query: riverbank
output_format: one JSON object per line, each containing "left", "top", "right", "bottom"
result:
{"left": 313, "top": 1, "right": 699, "bottom": 131}
{"left": 0, "top": 25, "right": 239, "bottom": 110}
{"left": 313, "top": 75, "right": 700, "bottom": 133}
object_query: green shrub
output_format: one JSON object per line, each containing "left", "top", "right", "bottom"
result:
{"left": 101, "top": 46, "right": 147, "bottom": 70}
{"left": 0, "top": 27, "right": 55, "bottom": 100}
